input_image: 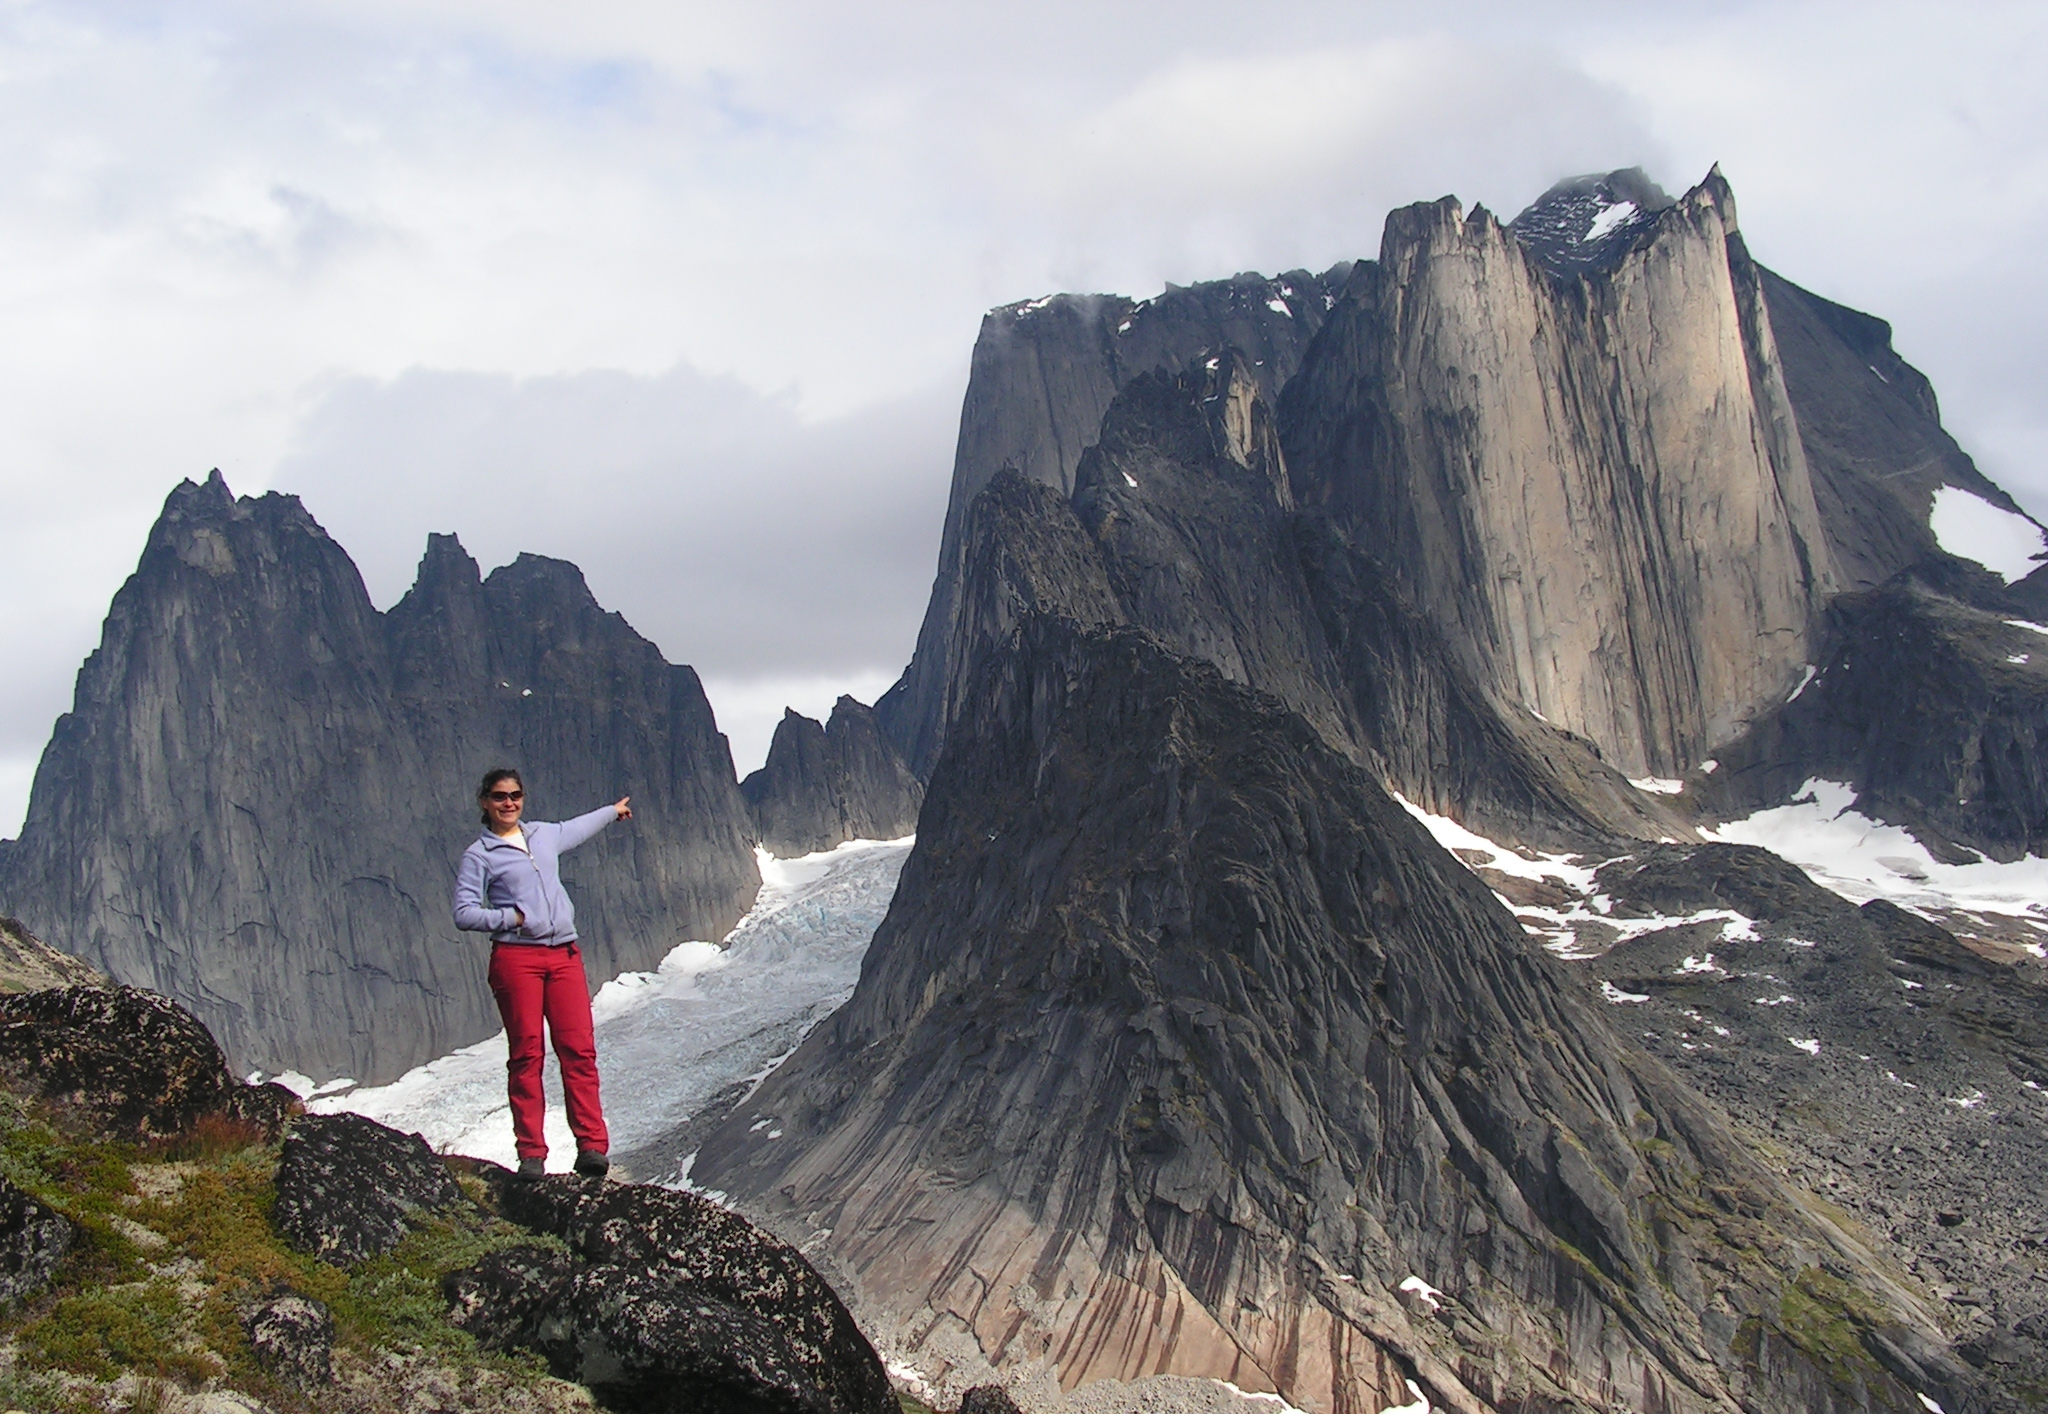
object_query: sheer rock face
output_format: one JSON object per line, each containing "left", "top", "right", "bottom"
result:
{"left": 876, "top": 269, "right": 1349, "bottom": 777}
{"left": 695, "top": 616, "right": 1980, "bottom": 1414}
{"left": 939, "top": 359, "right": 1679, "bottom": 851}
{"left": 741, "top": 698, "right": 922, "bottom": 858}
{"left": 0, "top": 475, "right": 758, "bottom": 1084}
{"left": 1283, "top": 170, "right": 1838, "bottom": 780}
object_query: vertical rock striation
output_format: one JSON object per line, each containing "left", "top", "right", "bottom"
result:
{"left": 1283, "top": 169, "right": 1838, "bottom": 779}
{"left": 0, "top": 474, "right": 758, "bottom": 1084}
{"left": 740, "top": 696, "right": 923, "bottom": 858}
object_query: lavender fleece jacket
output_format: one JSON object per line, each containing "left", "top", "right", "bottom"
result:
{"left": 452, "top": 805, "right": 616, "bottom": 947}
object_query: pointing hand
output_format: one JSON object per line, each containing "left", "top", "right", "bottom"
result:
{"left": 615, "top": 796, "right": 633, "bottom": 821}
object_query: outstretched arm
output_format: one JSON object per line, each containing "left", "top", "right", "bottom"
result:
{"left": 557, "top": 798, "right": 630, "bottom": 853}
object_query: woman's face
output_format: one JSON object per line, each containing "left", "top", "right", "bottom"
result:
{"left": 485, "top": 780, "right": 525, "bottom": 832}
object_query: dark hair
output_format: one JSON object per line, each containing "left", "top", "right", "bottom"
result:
{"left": 478, "top": 768, "right": 524, "bottom": 826}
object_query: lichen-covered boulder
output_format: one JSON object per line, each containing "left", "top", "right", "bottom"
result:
{"left": 0, "top": 1174, "right": 73, "bottom": 1302}
{"left": 0, "top": 985, "right": 295, "bottom": 1141}
{"left": 452, "top": 1172, "right": 895, "bottom": 1414}
{"left": 273, "top": 1113, "right": 464, "bottom": 1265}
{"left": 444, "top": 1244, "right": 578, "bottom": 1354}
{"left": 243, "top": 1292, "right": 335, "bottom": 1387}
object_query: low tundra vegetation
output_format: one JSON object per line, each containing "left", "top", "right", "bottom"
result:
{"left": 0, "top": 1090, "right": 580, "bottom": 1412}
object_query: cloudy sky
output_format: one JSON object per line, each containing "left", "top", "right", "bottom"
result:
{"left": 1, "top": 0, "right": 2042, "bottom": 831}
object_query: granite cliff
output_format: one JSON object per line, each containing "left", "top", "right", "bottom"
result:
{"left": 881, "top": 168, "right": 2046, "bottom": 845}
{"left": 0, "top": 475, "right": 759, "bottom": 1084}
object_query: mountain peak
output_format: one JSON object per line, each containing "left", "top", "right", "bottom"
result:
{"left": 1510, "top": 166, "right": 1677, "bottom": 275}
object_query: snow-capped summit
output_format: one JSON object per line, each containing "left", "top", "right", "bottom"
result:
{"left": 1510, "top": 165, "right": 1676, "bottom": 274}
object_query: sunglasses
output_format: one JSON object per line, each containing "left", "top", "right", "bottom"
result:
{"left": 487, "top": 790, "right": 524, "bottom": 803}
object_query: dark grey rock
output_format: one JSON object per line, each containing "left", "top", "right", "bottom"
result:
{"left": 0, "top": 1174, "right": 73, "bottom": 1303}
{"left": 1698, "top": 567, "right": 2048, "bottom": 860}
{"left": 1509, "top": 166, "right": 1676, "bottom": 275}
{"left": 243, "top": 1293, "right": 335, "bottom": 1387}
{"left": 1578, "top": 840, "right": 2048, "bottom": 1400}
{"left": 273, "top": 1113, "right": 464, "bottom": 1266}
{"left": 696, "top": 615, "right": 1988, "bottom": 1413}
{"left": 0, "top": 477, "right": 760, "bottom": 1083}
{"left": 449, "top": 1174, "right": 895, "bottom": 1414}
{"left": 444, "top": 1244, "right": 579, "bottom": 1354}
{"left": 0, "top": 985, "right": 294, "bottom": 1142}
{"left": 876, "top": 267, "right": 1347, "bottom": 777}
{"left": 741, "top": 697, "right": 922, "bottom": 857}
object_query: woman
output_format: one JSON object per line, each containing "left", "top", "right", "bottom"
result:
{"left": 452, "top": 767, "right": 632, "bottom": 1179}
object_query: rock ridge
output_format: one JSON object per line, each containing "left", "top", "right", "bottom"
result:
{"left": 0, "top": 477, "right": 759, "bottom": 1083}
{"left": 696, "top": 613, "right": 1984, "bottom": 1414}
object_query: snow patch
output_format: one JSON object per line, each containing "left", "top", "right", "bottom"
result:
{"left": 1216, "top": 1382, "right": 1310, "bottom": 1414}
{"left": 1929, "top": 486, "right": 2046, "bottom": 583}
{"left": 1122, "top": 472, "right": 1139, "bottom": 489}
{"left": 1397, "top": 1275, "right": 1444, "bottom": 1313}
{"left": 1266, "top": 297, "right": 1292, "bottom": 315}
{"left": 1602, "top": 980, "right": 1650, "bottom": 1004}
{"left": 1789, "top": 1038, "right": 1821, "bottom": 1055}
{"left": 1585, "top": 200, "right": 1638, "bottom": 242}
{"left": 1708, "top": 777, "right": 2048, "bottom": 920}
{"left": 1629, "top": 777, "right": 1684, "bottom": 795}
{"left": 1786, "top": 664, "right": 1818, "bottom": 703}
{"left": 1700, "top": 759, "right": 1719, "bottom": 775}
{"left": 1676, "top": 954, "right": 1722, "bottom": 975}
{"left": 1381, "top": 1380, "right": 1432, "bottom": 1414}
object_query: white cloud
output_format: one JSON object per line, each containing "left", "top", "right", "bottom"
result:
{"left": 0, "top": 0, "right": 2043, "bottom": 837}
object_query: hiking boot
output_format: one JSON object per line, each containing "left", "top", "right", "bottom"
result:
{"left": 573, "top": 1149, "right": 610, "bottom": 1179}
{"left": 515, "top": 1157, "right": 545, "bottom": 1180}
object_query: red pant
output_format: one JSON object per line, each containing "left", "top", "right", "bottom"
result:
{"left": 488, "top": 942, "right": 609, "bottom": 1159}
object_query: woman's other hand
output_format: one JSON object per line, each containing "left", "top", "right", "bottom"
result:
{"left": 614, "top": 797, "right": 633, "bottom": 821}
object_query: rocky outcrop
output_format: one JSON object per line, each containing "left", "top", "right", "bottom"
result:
{"left": 1758, "top": 268, "right": 2028, "bottom": 592}
{"left": 0, "top": 475, "right": 759, "bottom": 1083}
{"left": 696, "top": 614, "right": 1983, "bottom": 1414}
{"left": 0, "top": 985, "right": 296, "bottom": 1141}
{"left": 0, "top": 916, "right": 103, "bottom": 994}
{"left": 274, "top": 1113, "right": 467, "bottom": 1265}
{"left": 451, "top": 1174, "right": 898, "bottom": 1414}
{"left": 741, "top": 697, "right": 922, "bottom": 857}
{"left": 876, "top": 268, "right": 1350, "bottom": 776}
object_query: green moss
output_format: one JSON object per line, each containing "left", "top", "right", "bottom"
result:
{"left": 19, "top": 1279, "right": 216, "bottom": 1382}
{"left": 330, "top": 1209, "right": 567, "bottom": 1359}
{"left": 0, "top": 1091, "right": 562, "bottom": 1405}
{"left": 1776, "top": 1266, "right": 1887, "bottom": 1386}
